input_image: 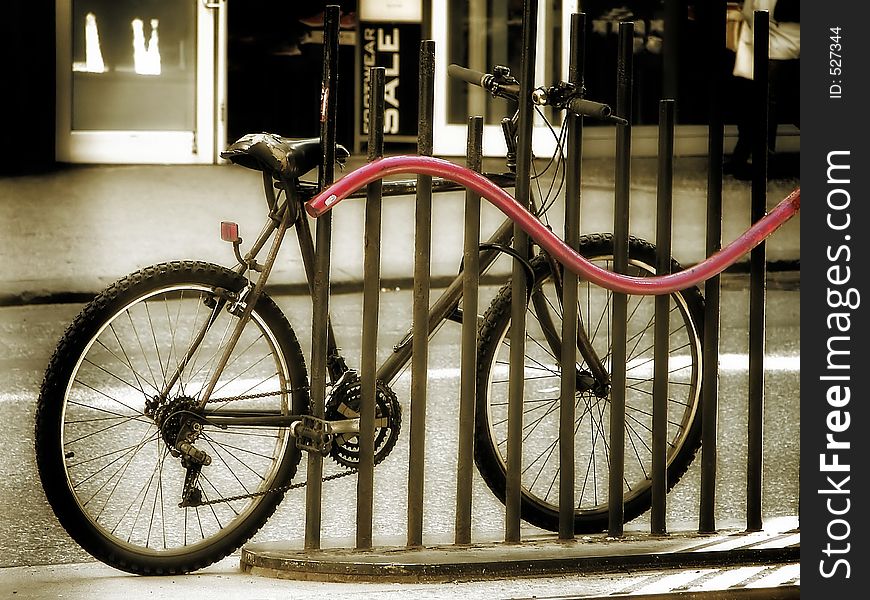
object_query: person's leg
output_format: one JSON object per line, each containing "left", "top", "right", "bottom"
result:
{"left": 725, "top": 75, "right": 753, "bottom": 174}
{"left": 767, "top": 60, "right": 783, "bottom": 154}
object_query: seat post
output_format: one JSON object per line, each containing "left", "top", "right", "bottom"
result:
{"left": 501, "top": 112, "right": 519, "bottom": 173}
{"left": 262, "top": 171, "right": 277, "bottom": 212}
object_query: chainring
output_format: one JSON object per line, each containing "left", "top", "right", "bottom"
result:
{"left": 325, "top": 371, "right": 402, "bottom": 468}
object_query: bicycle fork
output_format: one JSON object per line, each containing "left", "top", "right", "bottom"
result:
{"left": 542, "top": 252, "right": 611, "bottom": 396}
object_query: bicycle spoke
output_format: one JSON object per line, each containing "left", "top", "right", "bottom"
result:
{"left": 67, "top": 394, "right": 149, "bottom": 423}
{"left": 210, "top": 351, "right": 275, "bottom": 399}
{"left": 105, "top": 326, "right": 156, "bottom": 397}
{"left": 492, "top": 396, "right": 560, "bottom": 431}
{"left": 188, "top": 316, "right": 235, "bottom": 397}
{"left": 87, "top": 427, "right": 162, "bottom": 522}
{"left": 70, "top": 430, "right": 160, "bottom": 489}
{"left": 126, "top": 309, "right": 162, "bottom": 396}
{"left": 203, "top": 431, "right": 282, "bottom": 470}
{"left": 143, "top": 301, "right": 169, "bottom": 390}
{"left": 79, "top": 359, "right": 151, "bottom": 405}
{"left": 65, "top": 410, "right": 151, "bottom": 445}
{"left": 478, "top": 236, "right": 703, "bottom": 533}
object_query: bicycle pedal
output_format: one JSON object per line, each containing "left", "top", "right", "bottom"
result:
{"left": 292, "top": 415, "right": 334, "bottom": 456}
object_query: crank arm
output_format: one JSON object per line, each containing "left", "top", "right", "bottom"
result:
{"left": 289, "top": 415, "right": 387, "bottom": 457}
{"left": 290, "top": 415, "right": 361, "bottom": 438}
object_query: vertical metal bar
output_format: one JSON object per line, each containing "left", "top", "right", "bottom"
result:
{"left": 700, "top": 0, "right": 726, "bottom": 535}
{"left": 455, "top": 115, "right": 483, "bottom": 546}
{"left": 357, "top": 67, "right": 385, "bottom": 550}
{"left": 407, "top": 39, "right": 435, "bottom": 548}
{"left": 352, "top": 3, "right": 363, "bottom": 155}
{"left": 662, "top": 0, "right": 680, "bottom": 100}
{"left": 305, "top": 3, "right": 341, "bottom": 551}
{"left": 318, "top": 6, "right": 341, "bottom": 192}
{"left": 652, "top": 99, "right": 675, "bottom": 536}
{"left": 506, "top": 0, "right": 538, "bottom": 544}
{"left": 559, "top": 11, "right": 586, "bottom": 541}
{"left": 543, "top": 0, "right": 558, "bottom": 125}
{"left": 608, "top": 20, "right": 633, "bottom": 538}
{"left": 293, "top": 210, "right": 345, "bottom": 382}
{"left": 747, "top": 9, "right": 769, "bottom": 533}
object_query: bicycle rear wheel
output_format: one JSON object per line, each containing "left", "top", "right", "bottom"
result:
{"left": 35, "top": 261, "right": 309, "bottom": 574}
{"left": 474, "top": 234, "right": 704, "bottom": 533}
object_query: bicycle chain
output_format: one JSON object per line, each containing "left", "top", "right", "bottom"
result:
{"left": 192, "top": 387, "right": 355, "bottom": 507}
{"left": 207, "top": 389, "right": 293, "bottom": 403}
{"left": 193, "top": 467, "right": 357, "bottom": 506}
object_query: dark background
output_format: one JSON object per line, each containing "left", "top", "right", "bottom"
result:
{"left": 226, "top": 0, "right": 357, "bottom": 145}
{"left": 801, "top": 1, "right": 868, "bottom": 597}
{"left": 1, "top": 0, "right": 56, "bottom": 174}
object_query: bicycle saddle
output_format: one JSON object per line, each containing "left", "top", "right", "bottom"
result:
{"left": 221, "top": 132, "right": 349, "bottom": 179}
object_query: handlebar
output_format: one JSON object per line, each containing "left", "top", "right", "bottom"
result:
{"left": 565, "top": 97, "right": 628, "bottom": 124}
{"left": 447, "top": 64, "right": 520, "bottom": 100}
{"left": 448, "top": 63, "right": 626, "bottom": 124}
{"left": 567, "top": 98, "right": 611, "bottom": 121}
{"left": 446, "top": 64, "right": 488, "bottom": 89}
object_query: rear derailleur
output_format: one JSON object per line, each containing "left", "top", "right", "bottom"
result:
{"left": 145, "top": 395, "right": 213, "bottom": 507}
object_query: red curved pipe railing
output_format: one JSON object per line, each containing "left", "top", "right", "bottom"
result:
{"left": 306, "top": 155, "right": 800, "bottom": 295}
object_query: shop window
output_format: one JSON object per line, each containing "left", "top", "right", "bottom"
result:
{"left": 446, "top": 1, "right": 707, "bottom": 127}
{"left": 70, "top": 0, "right": 196, "bottom": 131}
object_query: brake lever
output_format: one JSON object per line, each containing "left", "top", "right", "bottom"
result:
{"left": 484, "top": 66, "right": 520, "bottom": 99}
{"left": 534, "top": 82, "right": 628, "bottom": 125}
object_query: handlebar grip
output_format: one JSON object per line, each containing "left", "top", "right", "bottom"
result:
{"left": 567, "top": 98, "right": 613, "bottom": 120}
{"left": 447, "top": 64, "right": 487, "bottom": 88}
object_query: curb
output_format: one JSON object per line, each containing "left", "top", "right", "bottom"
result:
{"left": 240, "top": 528, "right": 799, "bottom": 584}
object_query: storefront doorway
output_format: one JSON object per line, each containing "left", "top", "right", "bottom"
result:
{"left": 55, "top": 0, "right": 226, "bottom": 163}
{"left": 225, "top": 2, "right": 357, "bottom": 147}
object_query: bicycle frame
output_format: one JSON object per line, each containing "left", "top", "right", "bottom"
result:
{"left": 183, "top": 156, "right": 605, "bottom": 423}
{"left": 250, "top": 171, "right": 589, "bottom": 384}
{"left": 184, "top": 152, "right": 799, "bottom": 430}
{"left": 197, "top": 198, "right": 519, "bottom": 432}
{"left": 161, "top": 165, "right": 511, "bottom": 415}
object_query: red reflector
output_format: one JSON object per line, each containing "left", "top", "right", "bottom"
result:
{"left": 221, "top": 221, "right": 240, "bottom": 243}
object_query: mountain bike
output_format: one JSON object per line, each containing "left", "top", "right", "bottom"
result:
{"left": 34, "top": 64, "right": 706, "bottom": 574}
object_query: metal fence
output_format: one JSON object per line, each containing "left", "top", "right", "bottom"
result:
{"left": 300, "top": 1, "right": 792, "bottom": 552}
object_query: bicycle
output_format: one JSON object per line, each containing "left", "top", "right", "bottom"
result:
{"left": 35, "top": 64, "right": 708, "bottom": 574}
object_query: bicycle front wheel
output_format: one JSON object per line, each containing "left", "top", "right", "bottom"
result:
{"left": 35, "top": 261, "right": 309, "bottom": 574}
{"left": 474, "top": 234, "right": 704, "bottom": 533}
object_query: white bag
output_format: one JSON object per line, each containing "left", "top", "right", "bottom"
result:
{"left": 732, "top": 21, "right": 754, "bottom": 80}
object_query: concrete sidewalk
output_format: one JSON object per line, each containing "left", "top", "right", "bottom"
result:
{"left": 0, "top": 155, "right": 799, "bottom": 306}
{"left": 1, "top": 522, "right": 799, "bottom": 600}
